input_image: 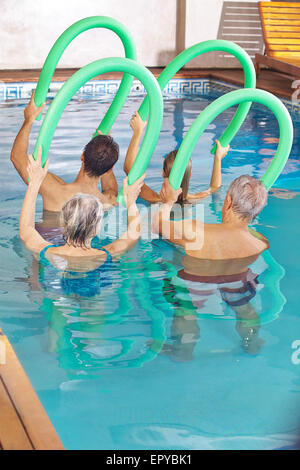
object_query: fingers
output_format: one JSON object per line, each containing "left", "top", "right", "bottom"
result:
{"left": 135, "top": 173, "right": 145, "bottom": 184}
{"left": 37, "top": 145, "right": 43, "bottom": 163}
{"left": 28, "top": 153, "right": 34, "bottom": 164}
{"left": 28, "top": 147, "right": 45, "bottom": 167}
{"left": 123, "top": 176, "right": 129, "bottom": 191}
{"left": 44, "top": 159, "right": 49, "bottom": 172}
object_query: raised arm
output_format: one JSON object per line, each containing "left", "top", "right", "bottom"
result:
{"left": 103, "top": 174, "right": 145, "bottom": 256}
{"left": 11, "top": 92, "right": 45, "bottom": 184}
{"left": 19, "top": 146, "right": 51, "bottom": 253}
{"left": 124, "top": 112, "right": 160, "bottom": 203}
{"left": 152, "top": 178, "right": 197, "bottom": 247}
{"left": 11, "top": 92, "right": 65, "bottom": 197}
{"left": 187, "top": 140, "right": 229, "bottom": 201}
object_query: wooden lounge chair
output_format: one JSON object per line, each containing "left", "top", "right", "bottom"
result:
{"left": 255, "top": 1, "right": 300, "bottom": 78}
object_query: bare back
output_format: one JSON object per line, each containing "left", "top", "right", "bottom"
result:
{"left": 40, "top": 175, "right": 115, "bottom": 212}
{"left": 185, "top": 221, "right": 269, "bottom": 260}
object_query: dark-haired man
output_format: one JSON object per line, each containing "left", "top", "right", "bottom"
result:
{"left": 11, "top": 92, "right": 119, "bottom": 213}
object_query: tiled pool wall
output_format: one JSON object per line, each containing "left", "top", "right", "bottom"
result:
{"left": 0, "top": 78, "right": 298, "bottom": 112}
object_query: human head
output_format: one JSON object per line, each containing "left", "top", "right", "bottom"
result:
{"left": 163, "top": 150, "right": 192, "bottom": 205}
{"left": 82, "top": 135, "right": 119, "bottom": 178}
{"left": 222, "top": 175, "right": 268, "bottom": 223}
{"left": 61, "top": 193, "right": 104, "bottom": 248}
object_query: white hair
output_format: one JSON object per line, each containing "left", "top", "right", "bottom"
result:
{"left": 227, "top": 175, "right": 268, "bottom": 222}
{"left": 60, "top": 193, "right": 104, "bottom": 248}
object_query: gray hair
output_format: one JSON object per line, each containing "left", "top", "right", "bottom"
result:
{"left": 60, "top": 193, "right": 103, "bottom": 248}
{"left": 227, "top": 175, "right": 268, "bottom": 222}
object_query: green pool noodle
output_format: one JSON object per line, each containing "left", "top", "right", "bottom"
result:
{"left": 138, "top": 39, "right": 256, "bottom": 154}
{"left": 34, "top": 16, "right": 136, "bottom": 135}
{"left": 168, "top": 88, "right": 293, "bottom": 191}
{"left": 33, "top": 57, "right": 163, "bottom": 203}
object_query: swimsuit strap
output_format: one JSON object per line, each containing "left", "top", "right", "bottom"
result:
{"left": 39, "top": 244, "right": 59, "bottom": 266}
{"left": 97, "top": 247, "right": 112, "bottom": 265}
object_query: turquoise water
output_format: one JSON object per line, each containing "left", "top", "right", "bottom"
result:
{"left": 0, "top": 85, "right": 300, "bottom": 450}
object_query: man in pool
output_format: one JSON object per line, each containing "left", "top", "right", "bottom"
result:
{"left": 152, "top": 174, "right": 269, "bottom": 259}
{"left": 152, "top": 175, "right": 269, "bottom": 356}
{"left": 11, "top": 92, "right": 119, "bottom": 213}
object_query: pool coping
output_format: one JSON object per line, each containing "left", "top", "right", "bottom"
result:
{"left": 1, "top": 70, "right": 299, "bottom": 113}
{"left": 0, "top": 327, "right": 64, "bottom": 450}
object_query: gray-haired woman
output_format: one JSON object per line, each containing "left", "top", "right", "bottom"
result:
{"left": 19, "top": 147, "right": 145, "bottom": 269}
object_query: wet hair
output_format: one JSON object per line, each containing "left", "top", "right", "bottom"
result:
{"left": 163, "top": 150, "right": 192, "bottom": 205}
{"left": 83, "top": 135, "right": 119, "bottom": 177}
{"left": 227, "top": 175, "right": 268, "bottom": 222}
{"left": 60, "top": 193, "right": 103, "bottom": 249}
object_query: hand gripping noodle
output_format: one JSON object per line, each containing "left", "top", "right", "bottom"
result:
{"left": 168, "top": 88, "right": 293, "bottom": 191}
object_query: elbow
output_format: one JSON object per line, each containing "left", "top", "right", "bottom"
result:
{"left": 210, "top": 184, "right": 221, "bottom": 194}
{"left": 10, "top": 150, "right": 16, "bottom": 164}
{"left": 19, "top": 223, "right": 29, "bottom": 245}
{"left": 123, "top": 162, "right": 129, "bottom": 175}
{"left": 19, "top": 229, "right": 27, "bottom": 244}
{"left": 19, "top": 229, "right": 33, "bottom": 252}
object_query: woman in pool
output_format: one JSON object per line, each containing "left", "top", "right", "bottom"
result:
{"left": 123, "top": 111, "right": 229, "bottom": 205}
{"left": 19, "top": 146, "right": 145, "bottom": 271}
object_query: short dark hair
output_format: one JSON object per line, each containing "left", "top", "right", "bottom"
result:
{"left": 83, "top": 135, "right": 119, "bottom": 177}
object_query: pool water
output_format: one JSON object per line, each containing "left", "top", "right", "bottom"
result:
{"left": 0, "top": 84, "right": 300, "bottom": 450}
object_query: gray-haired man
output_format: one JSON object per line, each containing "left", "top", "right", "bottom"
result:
{"left": 152, "top": 174, "right": 269, "bottom": 259}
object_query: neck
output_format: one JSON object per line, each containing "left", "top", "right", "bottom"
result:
{"left": 73, "top": 166, "right": 100, "bottom": 189}
{"left": 62, "top": 241, "right": 93, "bottom": 254}
{"left": 222, "top": 211, "right": 249, "bottom": 230}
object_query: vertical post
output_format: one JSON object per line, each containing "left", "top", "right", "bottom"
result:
{"left": 176, "top": 0, "right": 186, "bottom": 56}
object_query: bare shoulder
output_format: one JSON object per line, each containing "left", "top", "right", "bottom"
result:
{"left": 41, "top": 171, "right": 66, "bottom": 188}
{"left": 248, "top": 227, "right": 269, "bottom": 248}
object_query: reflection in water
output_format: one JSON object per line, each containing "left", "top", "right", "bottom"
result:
{"left": 13, "top": 238, "right": 166, "bottom": 376}
{"left": 159, "top": 249, "right": 286, "bottom": 361}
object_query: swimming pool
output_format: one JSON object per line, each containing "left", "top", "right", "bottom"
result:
{"left": 0, "top": 80, "right": 299, "bottom": 450}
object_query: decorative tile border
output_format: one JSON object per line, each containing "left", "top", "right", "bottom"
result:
{"left": 1, "top": 77, "right": 298, "bottom": 112}
{"left": 0, "top": 78, "right": 210, "bottom": 102}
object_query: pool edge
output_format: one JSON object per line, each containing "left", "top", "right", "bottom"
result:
{"left": 0, "top": 327, "right": 64, "bottom": 450}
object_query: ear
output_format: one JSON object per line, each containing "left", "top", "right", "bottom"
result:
{"left": 80, "top": 152, "right": 84, "bottom": 162}
{"left": 224, "top": 193, "right": 233, "bottom": 210}
{"left": 162, "top": 169, "right": 166, "bottom": 178}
